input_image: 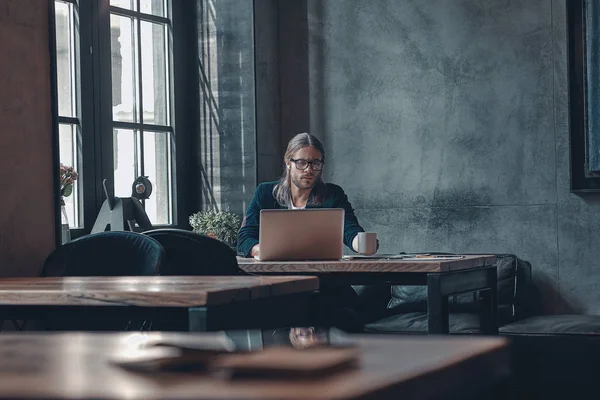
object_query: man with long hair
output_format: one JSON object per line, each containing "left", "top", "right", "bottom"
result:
{"left": 237, "top": 132, "right": 366, "bottom": 258}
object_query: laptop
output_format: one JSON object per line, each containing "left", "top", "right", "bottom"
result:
{"left": 258, "top": 208, "right": 345, "bottom": 261}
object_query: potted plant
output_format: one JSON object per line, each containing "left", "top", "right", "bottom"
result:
{"left": 59, "top": 163, "right": 78, "bottom": 244}
{"left": 189, "top": 209, "right": 241, "bottom": 248}
{"left": 59, "top": 163, "right": 78, "bottom": 205}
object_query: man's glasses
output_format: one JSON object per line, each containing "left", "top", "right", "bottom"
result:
{"left": 290, "top": 158, "right": 324, "bottom": 171}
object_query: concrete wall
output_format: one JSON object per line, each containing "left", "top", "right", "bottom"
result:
{"left": 0, "top": 0, "right": 56, "bottom": 276}
{"left": 305, "top": 0, "right": 600, "bottom": 314}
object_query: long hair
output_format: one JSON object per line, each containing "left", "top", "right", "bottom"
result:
{"left": 273, "top": 133, "right": 327, "bottom": 207}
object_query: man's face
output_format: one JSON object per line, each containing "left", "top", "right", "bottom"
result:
{"left": 287, "top": 146, "right": 323, "bottom": 190}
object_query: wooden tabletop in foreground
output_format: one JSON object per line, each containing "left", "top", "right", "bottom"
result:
{"left": 238, "top": 255, "right": 497, "bottom": 274}
{"left": 0, "top": 276, "right": 319, "bottom": 307}
{"left": 0, "top": 332, "right": 509, "bottom": 400}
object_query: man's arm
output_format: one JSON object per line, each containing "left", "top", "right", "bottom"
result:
{"left": 237, "top": 185, "right": 263, "bottom": 257}
{"left": 332, "top": 185, "right": 364, "bottom": 252}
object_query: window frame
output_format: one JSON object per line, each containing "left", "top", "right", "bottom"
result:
{"left": 101, "top": 0, "right": 177, "bottom": 225}
{"left": 54, "top": 0, "right": 85, "bottom": 229}
{"left": 50, "top": 0, "right": 113, "bottom": 239}
{"left": 49, "top": 0, "right": 193, "bottom": 240}
{"left": 568, "top": 0, "right": 600, "bottom": 193}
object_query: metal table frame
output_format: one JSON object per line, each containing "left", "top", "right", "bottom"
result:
{"left": 250, "top": 265, "right": 498, "bottom": 334}
{"left": 0, "top": 292, "right": 313, "bottom": 332}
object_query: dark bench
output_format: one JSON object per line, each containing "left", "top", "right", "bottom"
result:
{"left": 358, "top": 254, "right": 600, "bottom": 398}
{"left": 357, "top": 254, "right": 533, "bottom": 334}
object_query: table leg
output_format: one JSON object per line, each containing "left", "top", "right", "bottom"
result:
{"left": 426, "top": 266, "right": 498, "bottom": 335}
{"left": 480, "top": 268, "right": 498, "bottom": 334}
{"left": 427, "top": 274, "right": 449, "bottom": 334}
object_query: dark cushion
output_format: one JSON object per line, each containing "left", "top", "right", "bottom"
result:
{"left": 144, "top": 228, "right": 241, "bottom": 275}
{"left": 42, "top": 231, "right": 164, "bottom": 276}
{"left": 352, "top": 284, "right": 392, "bottom": 320}
{"left": 364, "top": 312, "right": 481, "bottom": 334}
{"left": 388, "top": 254, "right": 532, "bottom": 326}
{"left": 500, "top": 315, "right": 600, "bottom": 335}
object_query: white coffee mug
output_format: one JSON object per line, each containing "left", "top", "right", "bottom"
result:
{"left": 357, "top": 232, "right": 377, "bottom": 255}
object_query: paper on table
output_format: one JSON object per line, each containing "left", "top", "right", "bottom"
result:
{"left": 144, "top": 332, "right": 236, "bottom": 352}
{"left": 400, "top": 255, "right": 465, "bottom": 261}
{"left": 111, "top": 333, "right": 236, "bottom": 373}
{"left": 342, "top": 254, "right": 411, "bottom": 260}
{"left": 342, "top": 254, "right": 465, "bottom": 261}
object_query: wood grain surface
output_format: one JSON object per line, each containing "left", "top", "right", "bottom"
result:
{"left": 0, "top": 276, "right": 319, "bottom": 307}
{"left": 0, "top": 332, "right": 509, "bottom": 399}
{"left": 238, "top": 255, "right": 497, "bottom": 274}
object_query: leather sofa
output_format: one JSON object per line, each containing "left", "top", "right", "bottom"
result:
{"left": 359, "top": 254, "right": 600, "bottom": 397}
{"left": 361, "top": 254, "right": 534, "bottom": 333}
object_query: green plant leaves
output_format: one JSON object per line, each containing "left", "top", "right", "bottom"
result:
{"left": 62, "top": 184, "right": 73, "bottom": 198}
{"left": 189, "top": 209, "right": 241, "bottom": 245}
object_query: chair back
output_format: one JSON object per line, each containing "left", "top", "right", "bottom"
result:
{"left": 42, "top": 231, "right": 164, "bottom": 277}
{"left": 144, "top": 229, "right": 241, "bottom": 275}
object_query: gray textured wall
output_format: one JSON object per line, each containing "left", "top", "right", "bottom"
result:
{"left": 306, "top": 0, "right": 600, "bottom": 314}
{"left": 0, "top": 0, "right": 56, "bottom": 277}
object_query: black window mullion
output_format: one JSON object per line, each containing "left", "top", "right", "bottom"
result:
{"left": 112, "top": 120, "right": 173, "bottom": 132}
{"left": 137, "top": 0, "right": 143, "bottom": 207}
{"left": 58, "top": 116, "right": 79, "bottom": 125}
{"left": 136, "top": 5, "right": 145, "bottom": 178}
{"left": 70, "top": 123, "right": 80, "bottom": 227}
{"left": 109, "top": 5, "right": 170, "bottom": 24}
{"left": 167, "top": 130, "right": 174, "bottom": 221}
{"left": 163, "top": 0, "right": 176, "bottom": 225}
{"left": 81, "top": 0, "right": 104, "bottom": 236}
{"left": 50, "top": 0, "right": 62, "bottom": 247}
{"left": 70, "top": 2, "right": 79, "bottom": 120}
{"left": 71, "top": 0, "right": 84, "bottom": 229}
{"left": 97, "top": 0, "right": 116, "bottom": 216}
{"left": 171, "top": 0, "right": 197, "bottom": 228}
{"left": 133, "top": 129, "right": 140, "bottom": 179}
{"left": 165, "top": 23, "right": 172, "bottom": 127}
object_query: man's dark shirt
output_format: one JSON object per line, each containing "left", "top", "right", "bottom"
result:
{"left": 237, "top": 181, "right": 365, "bottom": 257}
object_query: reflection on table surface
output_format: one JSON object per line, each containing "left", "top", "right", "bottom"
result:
{"left": 225, "top": 327, "right": 354, "bottom": 351}
{"left": 0, "top": 330, "right": 510, "bottom": 400}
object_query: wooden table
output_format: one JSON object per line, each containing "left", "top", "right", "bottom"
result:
{"left": 0, "top": 276, "right": 318, "bottom": 331}
{"left": 0, "top": 332, "right": 510, "bottom": 399}
{"left": 238, "top": 255, "right": 498, "bottom": 334}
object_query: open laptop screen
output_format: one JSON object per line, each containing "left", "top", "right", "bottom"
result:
{"left": 258, "top": 208, "right": 344, "bottom": 261}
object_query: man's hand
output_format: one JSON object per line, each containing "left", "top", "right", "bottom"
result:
{"left": 250, "top": 244, "right": 260, "bottom": 257}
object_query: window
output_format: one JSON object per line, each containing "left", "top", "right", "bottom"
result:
{"left": 568, "top": 0, "right": 600, "bottom": 192}
{"left": 54, "top": 0, "right": 83, "bottom": 227}
{"left": 51, "top": 0, "right": 257, "bottom": 235}
{"left": 109, "top": 0, "right": 175, "bottom": 224}
{"left": 52, "top": 0, "right": 177, "bottom": 235}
